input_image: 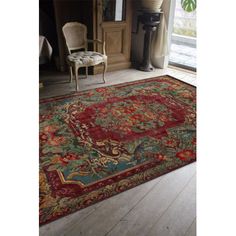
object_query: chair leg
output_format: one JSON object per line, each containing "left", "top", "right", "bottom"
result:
{"left": 85, "top": 67, "right": 88, "bottom": 79}
{"left": 102, "top": 61, "right": 107, "bottom": 83}
{"left": 73, "top": 66, "right": 79, "bottom": 91}
{"left": 69, "top": 66, "right": 73, "bottom": 83}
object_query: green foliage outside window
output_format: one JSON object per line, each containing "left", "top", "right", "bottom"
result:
{"left": 181, "top": 0, "right": 196, "bottom": 12}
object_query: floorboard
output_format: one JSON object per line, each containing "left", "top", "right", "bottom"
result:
{"left": 185, "top": 218, "right": 196, "bottom": 236}
{"left": 39, "top": 202, "right": 102, "bottom": 236}
{"left": 63, "top": 177, "right": 161, "bottom": 236}
{"left": 106, "top": 163, "right": 196, "bottom": 236}
{"left": 147, "top": 175, "right": 196, "bottom": 236}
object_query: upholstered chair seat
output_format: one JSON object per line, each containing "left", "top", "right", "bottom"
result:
{"left": 67, "top": 51, "right": 107, "bottom": 66}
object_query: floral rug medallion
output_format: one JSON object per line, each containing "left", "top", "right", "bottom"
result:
{"left": 39, "top": 75, "right": 196, "bottom": 225}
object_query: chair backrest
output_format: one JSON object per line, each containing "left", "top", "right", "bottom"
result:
{"left": 62, "top": 22, "right": 87, "bottom": 54}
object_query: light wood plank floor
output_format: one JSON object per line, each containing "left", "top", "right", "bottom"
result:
{"left": 39, "top": 67, "right": 196, "bottom": 236}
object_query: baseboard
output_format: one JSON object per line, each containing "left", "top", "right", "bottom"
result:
{"left": 93, "top": 62, "right": 132, "bottom": 74}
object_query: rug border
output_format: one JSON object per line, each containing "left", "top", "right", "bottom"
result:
{"left": 40, "top": 160, "right": 196, "bottom": 226}
{"left": 39, "top": 74, "right": 196, "bottom": 103}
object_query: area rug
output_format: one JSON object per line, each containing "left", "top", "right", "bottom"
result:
{"left": 39, "top": 75, "right": 196, "bottom": 225}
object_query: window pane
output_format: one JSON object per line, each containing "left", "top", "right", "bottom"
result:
{"left": 103, "top": 0, "right": 126, "bottom": 22}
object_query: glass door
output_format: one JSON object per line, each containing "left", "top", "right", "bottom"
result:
{"left": 169, "top": 0, "right": 196, "bottom": 71}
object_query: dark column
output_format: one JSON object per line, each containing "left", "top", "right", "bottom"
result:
{"left": 138, "top": 12, "right": 162, "bottom": 72}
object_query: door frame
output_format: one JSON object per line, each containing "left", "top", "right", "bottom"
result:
{"left": 93, "top": 0, "right": 132, "bottom": 74}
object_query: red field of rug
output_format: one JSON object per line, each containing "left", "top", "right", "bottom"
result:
{"left": 39, "top": 75, "right": 196, "bottom": 225}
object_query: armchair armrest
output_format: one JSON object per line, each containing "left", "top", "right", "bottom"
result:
{"left": 87, "top": 39, "right": 106, "bottom": 55}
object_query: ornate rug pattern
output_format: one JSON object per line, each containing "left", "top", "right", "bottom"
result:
{"left": 39, "top": 75, "right": 196, "bottom": 225}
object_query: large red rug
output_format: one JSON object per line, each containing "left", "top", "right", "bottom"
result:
{"left": 39, "top": 75, "right": 196, "bottom": 225}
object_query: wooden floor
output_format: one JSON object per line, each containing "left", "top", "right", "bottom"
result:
{"left": 39, "top": 67, "right": 196, "bottom": 236}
